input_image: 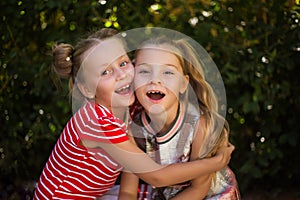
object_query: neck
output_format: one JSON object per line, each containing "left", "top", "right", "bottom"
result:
{"left": 111, "top": 107, "right": 127, "bottom": 121}
{"left": 147, "top": 103, "right": 179, "bottom": 134}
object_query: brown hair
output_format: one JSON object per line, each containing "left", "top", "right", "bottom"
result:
{"left": 52, "top": 28, "right": 118, "bottom": 100}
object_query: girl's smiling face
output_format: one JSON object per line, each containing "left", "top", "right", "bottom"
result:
{"left": 134, "top": 46, "right": 189, "bottom": 115}
{"left": 78, "top": 38, "right": 135, "bottom": 110}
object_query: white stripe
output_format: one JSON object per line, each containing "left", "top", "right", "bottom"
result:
{"left": 138, "top": 184, "right": 147, "bottom": 200}
{"left": 89, "top": 152, "right": 120, "bottom": 171}
{"left": 40, "top": 167, "right": 59, "bottom": 193}
{"left": 64, "top": 122, "right": 86, "bottom": 155}
{"left": 35, "top": 181, "right": 51, "bottom": 200}
{"left": 76, "top": 108, "right": 126, "bottom": 140}
{"left": 85, "top": 102, "right": 126, "bottom": 133}
{"left": 66, "top": 120, "right": 80, "bottom": 147}
{"left": 54, "top": 140, "right": 116, "bottom": 185}
{"left": 40, "top": 159, "right": 68, "bottom": 198}
{"left": 85, "top": 103, "right": 126, "bottom": 131}
{"left": 53, "top": 189, "right": 95, "bottom": 199}
{"left": 58, "top": 131, "right": 120, "bottom": 176}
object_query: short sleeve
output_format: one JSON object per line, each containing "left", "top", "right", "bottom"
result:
{"left": 75, "top": 103, "right": 129, "bottom": 144}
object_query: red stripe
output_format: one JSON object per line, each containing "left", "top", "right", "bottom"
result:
{"left": 142, "top": 101, "right": 186, "bottom": 143}
{"left": 34, "top": 101, "right": 128, "bottom": 199}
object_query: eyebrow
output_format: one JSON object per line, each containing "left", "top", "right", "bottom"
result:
{"left": 136, "top": 62, "right": 179, "bottom": 69}
{"left": 100, "top": 54, "right": 129, "bottom": 68}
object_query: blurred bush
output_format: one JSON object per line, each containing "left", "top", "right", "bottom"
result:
{"left": 1, "top": 0, "right": 299, "bottom": 198}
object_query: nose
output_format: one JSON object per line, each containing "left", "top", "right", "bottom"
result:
{"left": 115, "top": 67, "right": 127, "bottom": 80}
{"left": 149, "top": 69, "right": 161, "bottom": 84}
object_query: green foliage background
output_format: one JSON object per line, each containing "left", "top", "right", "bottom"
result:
{"left": 1, "top": 0, "right": 299, "bottom": 199}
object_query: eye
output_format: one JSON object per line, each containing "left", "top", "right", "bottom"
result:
{"left": 163, "top": 70, "right": 175, "bottom": 75}
{"left": 162, "top": 65, "right": 177, "bottom": 75}
{"left": 120, "top": 61, "right": 128, "bottom": 67}
{"left": 101, "top": 70, "right": 109, "bottom": 75}
{"left": 137, "top": 69, "right": 150, "bottom": 74}
{"left": 101, "top": 68, "right": 112, "bottom": 76}
{"left": 136, "top": 65, "right": 150, "bottom": 74}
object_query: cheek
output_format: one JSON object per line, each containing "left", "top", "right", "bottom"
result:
{"left": 134, "top": 86, "right": 143, "bottom": 97}
{"left": 167, "top": 75, "right": 188, "bottom": 93}
{"left": 96, "top": 80, "right": 111, "bottom": 96}
{"left": 85, "top": 78, "right": 100, "bottom": 96}
{"left": 134, "top": 75, "right": 148, "bottom": 90}
{"left": 127, "top": 65, "right": 135, "bottom": 77}
{"left": 134, "top": 87, "right": 147, "bottom": 105}
{"left": 166, "top": 85, "right": 181, "bottom": 97}
{"left": 161, "top": 76, "right": 182, "bottom": 87}
{"left": 163, "top": 77, "right": 182, "bottom": 93}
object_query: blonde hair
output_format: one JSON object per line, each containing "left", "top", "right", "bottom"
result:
{"left": 136, "top": 36, "right": 229, "bottom": 185}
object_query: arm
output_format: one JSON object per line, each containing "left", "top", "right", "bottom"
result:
{"left": 136, "top": 149, "right": 231, "bottom": 188}
{"left": 172, "top": 117, "right": 233, "bottom": 199}
{"left": 118, "top": 172, "right": 139, "bottom": 200}
{"left": 117, "top": 128, "right": 212, "bottom": 200}
{"left": 83, "top": 138, "right": 233, "bottom": 188}
{"left": 171, "top": 174, "right": 212, "bottom": 200}
{"left": 118, "top": 134, "right": 140, "bottom": 200}
{"left": 171, "top": 118, "right": 214, "bottom": 199}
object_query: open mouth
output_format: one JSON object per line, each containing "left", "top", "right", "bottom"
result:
{"left": 116, "top": 84, "right": 131, "bottom": 95}
{"left": 147, "top": 90, "right": 165, "bottom": 100}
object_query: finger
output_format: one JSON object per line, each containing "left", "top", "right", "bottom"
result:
{"left": 228, "top": 142, "right": 235, "bottom": 149}
{"left": 225, "top": 132, "right": 229, "bottom": 142}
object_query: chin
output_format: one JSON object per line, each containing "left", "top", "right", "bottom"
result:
{"left": 129, "top": 98, "right": 135, "bottom": 106}
{"left": 116, "top": 96, "right": 135, "bottom": 108}
{"left": 148, "top": 104, "right": 166, "bottom": 115}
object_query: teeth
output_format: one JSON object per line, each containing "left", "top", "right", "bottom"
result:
{"left": 147, "top": 91, "right": 163, "bottom": 94}
{"left": 117, "top": 85, "right": 130, "bottom": 92}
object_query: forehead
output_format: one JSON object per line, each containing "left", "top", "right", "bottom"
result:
{"left": 84, "top": 38, "right": 126, "bottom": 69}
{"left": 136, "top": 46, "right": 181, "bottom": 67}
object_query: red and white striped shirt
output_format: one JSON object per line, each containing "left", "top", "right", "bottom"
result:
{"left": 34, "top": 101, "right": 128, "bottom": 199}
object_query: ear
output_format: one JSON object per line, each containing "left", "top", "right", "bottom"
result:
{"left": 77, "top": 82, "right": 95, "bottom": 99}
{"left": 180, "top": 74, "right": 189, "bottom": 94}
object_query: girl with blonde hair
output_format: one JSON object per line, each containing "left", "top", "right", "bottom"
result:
{"left": 119, "top": 36, "right": 240, "bottom": 199}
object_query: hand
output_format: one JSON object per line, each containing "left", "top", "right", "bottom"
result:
{"left": 215, "top": 142, "right": 235, "bottom": 167}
